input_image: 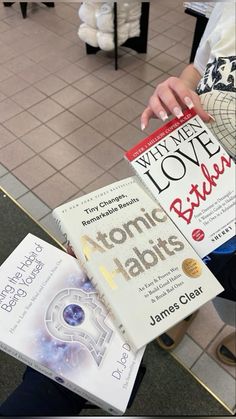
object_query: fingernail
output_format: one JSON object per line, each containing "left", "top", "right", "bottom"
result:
{"left": 159, "top": 110, "right": 168, "bottom": 121}
{"left": 141, "top": 122, "right": 146, "bottom": 131}
{"left": 208, "top": 114, "right": 215, "bottom": 122}
{"left": 173, "top": 107, "right": 184, "bottom": 119}
{"left": 184, "top": 96, "right": 194, "bottom": 109}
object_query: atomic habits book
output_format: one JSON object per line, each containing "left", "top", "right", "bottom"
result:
{"left": 0, "top": 234, "right": 145, "bottom": 415}
{"left": 125, "top": 109, "right": 236, "bottom": 264}
{"left": 52, "top": 176, "right": 224, "bottom": 351}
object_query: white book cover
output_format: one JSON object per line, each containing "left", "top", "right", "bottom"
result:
{"left": 0, "top": 234, "right": 145, "bottom": 415}
{"left": 53, "top": 176, "right": 224, "bottom": 351}
{"left": 125, "top": 109, "right": 235, "bottom": 260}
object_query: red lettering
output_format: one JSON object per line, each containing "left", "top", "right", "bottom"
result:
{"left": 170, "top": 155, "right": 232, "bottom": 224}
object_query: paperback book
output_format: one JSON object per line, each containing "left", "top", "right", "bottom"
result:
{"left": 125, "top": 109, "right": 236, "bottom": 266}
{"left": 0, "top": 234, "right": 145, "bottom": 415}
{"left": 53, "top": 176, "right": 224, "bottom": 351}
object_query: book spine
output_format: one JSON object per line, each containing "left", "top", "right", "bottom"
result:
{"left": 53, "top": 210, "right": 138, "bottom": 351}
{"left": 0, "top": 340, "right": 122, "bottom": 415}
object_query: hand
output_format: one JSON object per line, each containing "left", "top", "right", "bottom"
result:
{"left": 141, "top": 76, "right": 213, "bottom": 130}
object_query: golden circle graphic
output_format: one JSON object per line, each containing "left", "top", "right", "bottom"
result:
{"left": 182, "top": 258, "right": 202, "bottom": 278}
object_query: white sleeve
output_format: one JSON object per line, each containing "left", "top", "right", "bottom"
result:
{"left": 194, "top": 3, "right": 222, "bottom": 75}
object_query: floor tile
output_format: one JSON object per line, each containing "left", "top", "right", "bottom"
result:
{"left": 83, "top": 172, "right": 117, "bottom": 194}
{"left": 13, "top": 156, "right": 56, "bottom": 189}
{"left": 110, "top": 124, "right": 143, "bottom": 150}
{"left": 91, "top": 85, "right": 126, "bottom": 108}
{"left": 62, "top": 156, "right": 104, "bottom": 189}
{"left": 60, "top": 44, "right": 86, "bottom": 63}
{"left": 0, "top": 140, "right": 35, "bottom": 170}
{"left": 0, "top": 65, "right": 13, "bottom": 82}
{"left": 56, "top": 63, "right": 87, "bottom": 84}
{"left": 89, "top": 110, "right": 126, "bottom": 137}
{"left": 17, "top": 191, "right": 51, "bottom": 220}
{"left": 87, "top": 140, "right": 124, "bottom": 170}
{"left": 166, "top": 43, "right": 191, "bottom": 61}
{"left": 149, "top": 52, "right": 180, "bottom": 72}
{"left": 0, "top": 172, "right": 28, "bottom": 199}
{"left": 0, "top": 125, "right": 16, "bottom": 149}
{"left": 109, "top": 159, "right": 135, "bottom": 180}
{"left": 52, "top": 85, "right": 86, "bottom": 109}
{"left": 112, "top": 73, "right": 145, "bottom": 95}
{"left": 38, "top": 53, "right": 70, "bottom": 73}
{"left": 0, "top": 164, "right": 8, "bottom": 178}
{"left": 163, "top": 26, "right": 192, "bottom": 42}
{"left": 73, "top": 74, "right": 106, "bottom": 96}
{"left": 18, "top": 63, "right": 50, "bottom": 84}
{"left": 0, "top": 91, "right": 6, "bottom": 102}
{"left": 0, "top": 43, "right": 20, "bottom": 64}
{"left": 35, "top": 74, "right": 68, "bottom": 96}
{"left": 173, "top": 335, "right": 203, "bottom": 369}
{"left": 39, "top": 212, "right": 66, "bottom": 244}
{"left": 4, "top": 55, "right": 35, "bottom": 74}
{"left": 0, "top": 98, "right": 23, "bottom": 123}
{"left": 28, "top": 98, "right": 64, "bottom": 123}
{"left": 76, "top": 54, "right": 111, "bottom": 72}
{"left": 3, "top": 111, "right": 41, "bottom": 137}
{"left": 46, "top": 110, "right": 84, "bottom": 137}
{"left": 0, "top": 74, "right": 29, "bottom": 97}
{"left": 149, "top": 17, "right": 173, "bottom": 34}
{"left": 131, "top": 84, "right": 157, "bottom": 106}
{"left": 70, "top": 97, "right": 106, "bottom": 123}
{"left": 93, "top": 63, "right": 126, "bottom": 83}
{"left": 40, "top": 139, "right": 81, "bottom": 170}
{"left": 187, "top": 302, "right": 224, "bottom": 349}
{"left": 20, "top": 125, "right": 60, "bottom": 153}
{"left": 11, "top": 86, "right": 46, "bottom": 109}
{"left": 161, "top": 9, "right": 186, "bottom": 24}
{"left": 191, "top": 353, "right": 236, "bottom": 411}
{"left": 111, "top": 97, "right": 145, "bottom": 123}
{"left": 65, "top": 125, "right": 105, "bottom": 153}
{"left": 33, "top": 172, "right": 78, "bottom": 209}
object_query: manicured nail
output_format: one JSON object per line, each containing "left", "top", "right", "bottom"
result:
{"left": 159, "top": 110, "right": 168, "bottom": 121}
{"left": 208, "top": 114, "right": 215, "bottom": 122}
{"left": 141, "top": 122, "right": 146, "bottom": 131}
{"left": 184, "top": 96, "right": 194, "bottom": 109}
{"left": 173, "top": 106, "right": 184, "bottom": 118}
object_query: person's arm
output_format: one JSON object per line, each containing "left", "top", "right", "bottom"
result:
{"left": 141, "top": 63, "right": 213, "bottom": 130}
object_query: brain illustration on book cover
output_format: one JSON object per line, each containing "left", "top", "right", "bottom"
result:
{"left": 23, "top": 259, "right": 114, "bottom": 378}
{"left": 45, "top": 277, "right": 113, "bottom": 369}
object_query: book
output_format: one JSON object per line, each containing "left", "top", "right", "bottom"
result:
{"left": 52, "top": 176, "right": 224, "bottom": 351}
{"left": 125, "top": 109, "right": 235, "bottom": 263}
{"left": 0, "top": 233, "right": 145, "bottom": 415}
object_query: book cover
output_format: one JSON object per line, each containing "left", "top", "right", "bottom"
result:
{"left": 53, "top": 176, "right": 224, "bottom": 351}
{"left": 125, "top": 109, "right": 235, "bottom": 262}
{"left": 0, "top": 234, "right": 145, "bottom": 415}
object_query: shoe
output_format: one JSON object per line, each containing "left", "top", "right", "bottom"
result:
{"left": 216, "top": 332, "right": 236, "bottom": 366}
{"left": 156, "top": 311, "right": 198, "bottom": 351}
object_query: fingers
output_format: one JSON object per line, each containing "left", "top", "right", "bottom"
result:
{"left": 141, "top": 77, "right": 213, "bottom": 129}
{"left": 140, "top": 107, "right": 155, "bottom": 131}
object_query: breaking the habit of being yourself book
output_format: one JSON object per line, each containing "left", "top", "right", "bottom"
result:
{"left": 125, "top": 109, "right": 236, "bottom": 263}
{"left": 0, "top": 234, "right": 145, "bottom": 415}
{"left": 53, "top": 176, "right": 224, "bottom": 351}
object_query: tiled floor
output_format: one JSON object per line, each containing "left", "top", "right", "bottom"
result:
{"left": 0, "top": 0, "right": 235, "bottom": 414}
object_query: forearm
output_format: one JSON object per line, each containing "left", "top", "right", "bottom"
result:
{"left": 179, "top": 64, "right": 202, "bottom": 91}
